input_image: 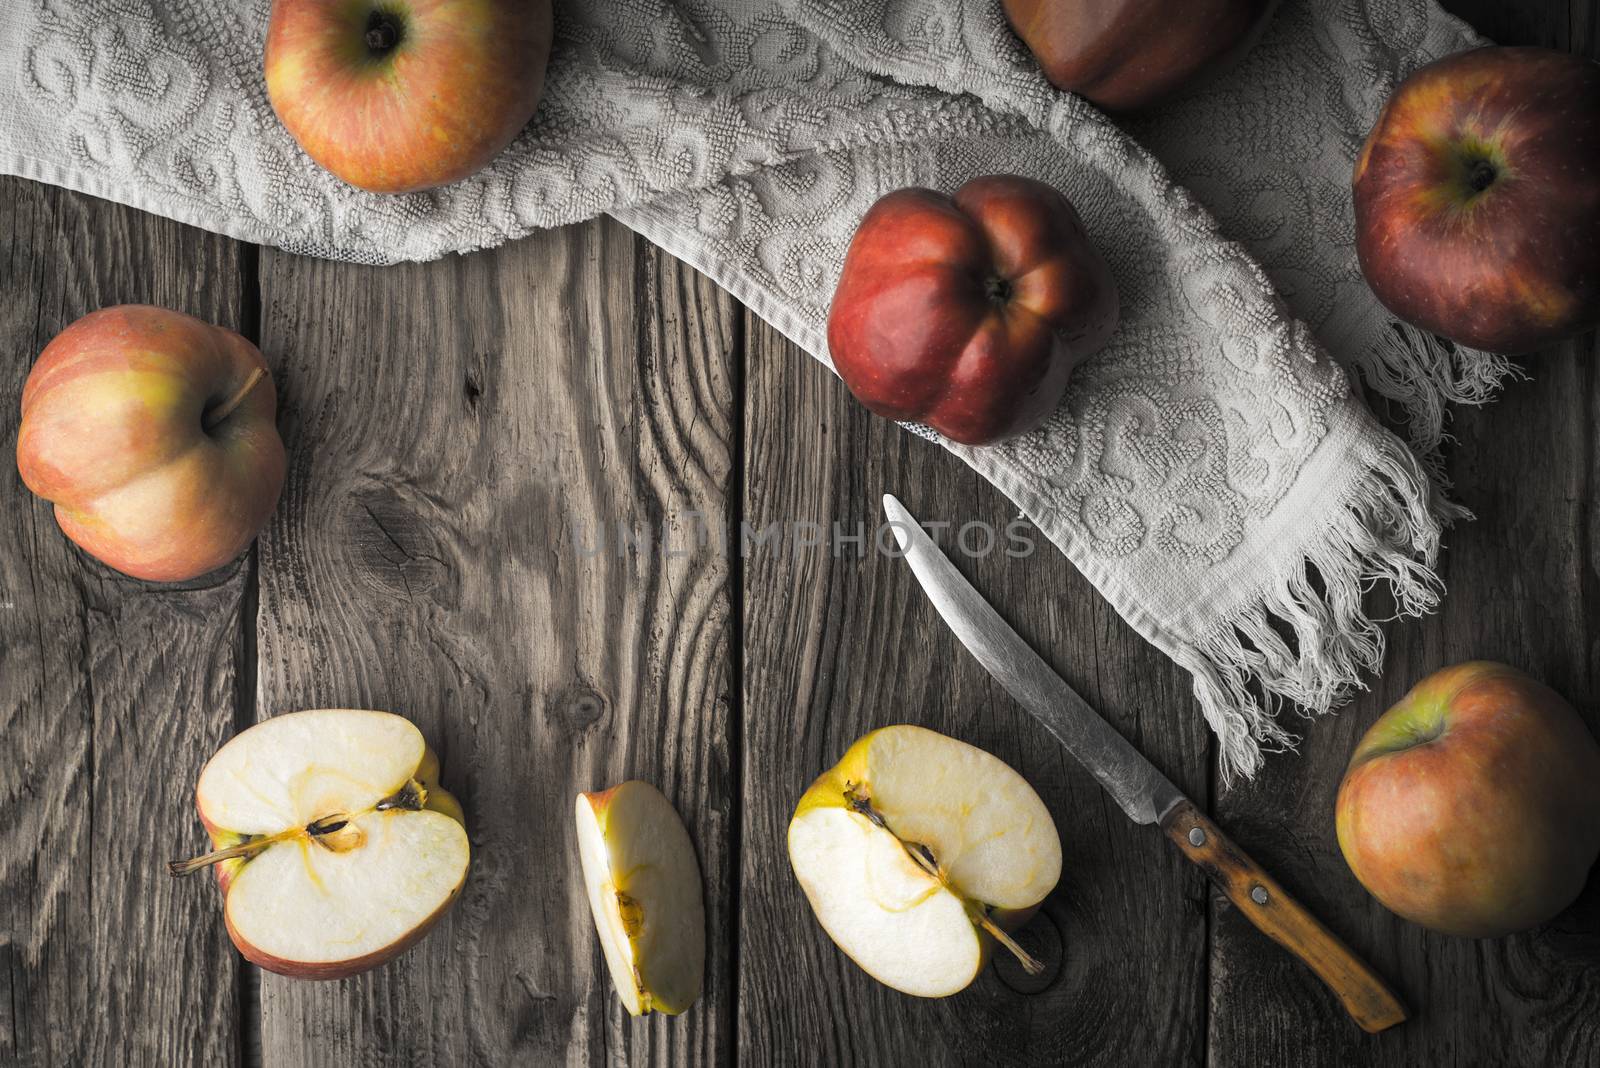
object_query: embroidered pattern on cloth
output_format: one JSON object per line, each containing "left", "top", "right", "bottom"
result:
{"left": 2, "top": 0, "right": 1498, "bottom": 780}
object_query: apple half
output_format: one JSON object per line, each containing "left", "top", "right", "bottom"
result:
{"left": 788, "top": 725, "right": 1062, "bottom": 997}
{"left": 171, "top": 709, "right": 470, "bottom": 979}
{"left": 575, "top": 781, "right": 706, "bottom": 1015}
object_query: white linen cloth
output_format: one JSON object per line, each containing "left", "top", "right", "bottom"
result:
{"left": 1, "top": 0, "right": 1499, "bottom": 779}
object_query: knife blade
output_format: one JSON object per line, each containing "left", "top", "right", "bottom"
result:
{"left": 882, "top": 494, "right": 1184, "bottom": 826}
{"left": 882, "top": 493, "right": 1407, "bottom": 1034}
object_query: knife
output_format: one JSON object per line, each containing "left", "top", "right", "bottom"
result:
{"left": 882, "top": 494, "right": 1407, "bottom": 1034}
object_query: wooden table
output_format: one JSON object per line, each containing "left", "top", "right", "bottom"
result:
{"left": 2, "top": 2, "right": 1597, "bottom": 1065}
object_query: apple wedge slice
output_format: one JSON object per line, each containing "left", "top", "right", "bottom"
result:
{"left": 575, "top": 781, "right": 706, "bottom": 1015}
{"left": 170, "top": 708, "right": 470, "bottom": 980}
{"left": 788, "top": 725, "right": 1061, "bottom": 997}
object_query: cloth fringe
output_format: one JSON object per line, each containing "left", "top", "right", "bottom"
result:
{"left": 1350, "top": 320, "right": 1521, "bottom": 501}
{"left": 1177, "top": 430, "right": 1445, "bottom": 784}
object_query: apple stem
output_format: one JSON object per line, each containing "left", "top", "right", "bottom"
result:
{"left": 167, "top": 837, "right": 270, "bottom": 876}
{"left": 170, "top": 790, "right": 424, "bottom": 878}
{"left": 977, "top": 913, "right": 1045, "bottom": 975}
{"left": 202, "top": 367, "right": 266, "bottom": 432}
{"left": 364, "top": 11, "right": 402, "bottom": 53}
{"left": 1467, "top": 159, "right": 1497, "bottom": 193}
{"left": 375, "top": 780, "right": 426, "bottom": 813}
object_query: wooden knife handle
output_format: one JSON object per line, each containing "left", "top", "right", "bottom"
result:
{"left": 1161, "top": 799, "right": 1407, "bottom": 1034}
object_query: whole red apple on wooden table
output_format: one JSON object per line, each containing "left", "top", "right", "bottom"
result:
{"left": 1336, "top": 661, "right": 1600, "bottom": 938}
{"left": 1353, "top": 47, "right": 1600, "bottom": 353}
{"left": 16, "top": 305, "right": 287, "bottom": 582}
{"left": 1001, "top": 0, "right": 1280, "bottom": 111}
{"left": 827, "top": 175, "right": 1118, "bottom": 447}
{"left": 265, "top": 0, "right": 554, "bottom": 193}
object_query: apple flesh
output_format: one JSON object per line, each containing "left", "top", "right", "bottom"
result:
{"left": 265, "top": 0, "right": 553, "bottom": 193}
{"left": 787, "top": 725, "right": 1061, "bottom": 997}
{"left": 1336, "top": 662, "right": 1600, "bottom": 938}
{"left": 827, "top": 175, "right": 1118, "bottom": 446}
{"left": 16, "top": 305, "right": 286, "bottom": 582}
{"left": 1001, "top": 0, "right": 1280, "bottom": 111}
{"left": 172, "top": 709, "right": 469, "bottom": 979}
{"left": 575, "top": 781, "right": 706, "bottom": 1015}
{"left": 1353, "top": 47, "right": 1600, "bottom": 354}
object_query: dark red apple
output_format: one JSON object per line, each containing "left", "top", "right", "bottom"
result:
{"left": 1353, "top": 47, "right": 1600, "bottom": 354}
{"left": 826, "top": 175, "right": 1118, "bottom": 447}
{"left": 1336, "top": 661, "right": 1600, "bottom": 938}
{"left": 1001, "top": 0, "right": 1280, "bottom": 111}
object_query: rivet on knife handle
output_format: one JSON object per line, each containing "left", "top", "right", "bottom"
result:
{"left": 1161, "top": 799, "right": 1408, "bottom": 1034}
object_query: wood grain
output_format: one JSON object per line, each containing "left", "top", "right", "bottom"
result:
{"left": 0, "top": 178, "right": 248, "bottom": 1067}
{"left": 1206, "top": 6, "right": 1600, "bottom": 1066}
{"left": 3, "top": 1, "right": 1599, "bottom": 1063}
{"left": 251, "top": 219, "right": 739, "bottom": 1066}
{"left": 736, "top": 311, "right": 1212, "bottom": 1066}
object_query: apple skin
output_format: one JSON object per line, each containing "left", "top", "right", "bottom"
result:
{"left": 579, "top": 783, "right": 623, "bottom": 817}
{"left": 224, "top": 884, "right": 464, "bottom": 981}
{"left": 1353, "top": 47, "right": 1600, "bottom": 354}
{"left": 265, "top": 0, "right": 553, "bottom": 194}
{"left": 16, "top": 305, "right": 286, "bottom": 582}
{"left": 826, "top": 175, "right": 1118, "bottom": 447}
{"left": 1001, "top": 0, "right": 1280, "bottom": 111}
{"left": 1336, "top": 661, "right": 1600, "bottom": 938}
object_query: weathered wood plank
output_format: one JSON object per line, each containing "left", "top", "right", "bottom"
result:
{"left": 1207, "top": 4, "right": 1600, "bottom": 1064}
{"left": 252, "top": 219, "right": 739, "bottom": 1065}
{"left": 736, "top": 314, "right": 1211, "bottom": 1065}
{"left": 0, "top": 178, "right": 247, "bottom": 1067}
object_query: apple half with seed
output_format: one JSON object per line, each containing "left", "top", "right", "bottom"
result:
{"left": 170, "top": 709, "right": 470, "bottom": 979}
{"left": 788, "top": 725, "right": 1062, "bottom": 997}
{"left": 575, "top": 781, "right": 706, "bottom": 1015}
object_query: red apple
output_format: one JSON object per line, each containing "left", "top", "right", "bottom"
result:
{"left": 826, "top": 175, "right": 1118, "bottom": 447}
{"left": 265, "top": 0, "right": 553, "bottom": 194}
{"left": 1353, "top": 47, "right": 1600, "bottom": 354}
{"left": 16, "top": 305, "right": 287, "bottom": 582}
{"left": 1001, "top": 0, "right": 1280, "bottom": 111}
{"left": 1336, "top": 661, "right": 1600, "bottom": 938}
